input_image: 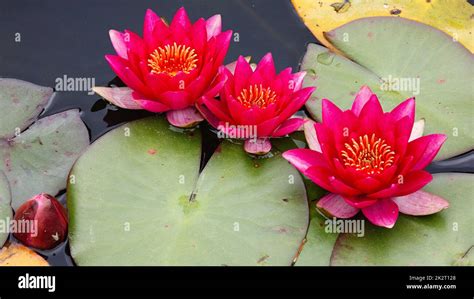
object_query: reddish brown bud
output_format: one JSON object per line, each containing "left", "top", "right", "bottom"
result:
{"left": 13, "top": 193, "right": 68, "bottom": 250}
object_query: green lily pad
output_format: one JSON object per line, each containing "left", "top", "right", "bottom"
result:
{"left": 294, "top": 200, "right": 338, "bottom": 266}
{"left": 330, "top": 173, "right": 474, "bottom": 266}
{"left": 0, "top": 79, "right": 90, "bottom": 210}
{"left": 0, "top": 78, "right": 52, "bottom": 139}
{"left": 68, "top": 117, "right": 309, "bottom": 265}
{"left": 0, "top": 171, "right": 12, "bottom": 247}
{"left": 271, "top": 135, "right": 332, "bottom": 266}
{"left": 302, "top": 17, "right": 474, "bottom": 160}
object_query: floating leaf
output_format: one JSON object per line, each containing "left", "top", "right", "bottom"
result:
{"left": 294, "top": 202, "right": 338, "bottom": 266}
{"left": 0, "top": 79, "right": 52, "bottom": 139}
{"left": 330, "top": 173, "right": 474, "bottom": 266}
{"left": 68, "top": 117, "right": 309, "bottom": 265}
{"left": 0, "top": 172, "right": 12, "bottom": 247}
{"left": 92, "top": 86, "right": 142, "bottom": 110}
{"left": 0, "top": 79, "right": 90, "bottom": 210}
{"left": 291, "top": 0, "right": 474, "bottom": 53}
{"left": 0, "top": 242, "right": 49, "bottom": 266}
{"left": 301, "top": 17, "right": 474, "bottom": 159}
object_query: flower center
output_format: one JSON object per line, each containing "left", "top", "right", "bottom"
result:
{"left": 340, "top": 133, "right": 395, "bottom": 175}
{"left": 147, "top": 42, "right": 198, "bottom": 76}
{"left": 237, "top": 84, "right": 277, "bottom": 109}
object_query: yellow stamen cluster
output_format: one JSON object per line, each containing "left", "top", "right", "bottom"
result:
{"left": 148, "top": 42, "right": 198, "bottom": 76}
{"left": 341, "top": 133, "right": 395, "bottom": 175}
{"left": 237, "top": 84, "right": 277, "bottom": 109}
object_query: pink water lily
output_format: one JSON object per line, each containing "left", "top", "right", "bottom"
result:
{"left": 198, "top": 53, "right": 316, "bottom": 155}
{"left": 94, "top": 7, "right": 232, "bottom": 127}
{"left": 283, "top": 86, "right": 449, "bottom": 228}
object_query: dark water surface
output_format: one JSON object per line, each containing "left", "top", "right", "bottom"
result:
{"left": 1, "top": 0, "right": 472, "bottom": 266}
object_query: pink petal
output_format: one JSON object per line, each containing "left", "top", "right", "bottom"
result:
{"left": 407, "top": 134, "right": 447, "bottom": 171}
{"left": 289, "top": 71, "right": 306, "bottom": 91}
{"left": 225, "top": 56, "right": 251, "bottom": 75}
{"left": 303, "top": 119, "right": 321, "bottom": 152}
{"left": 328, "top": 177, "right": 361, "bottom": 197}
{"left": 351, "top": 176, "right": 384, "bottom": 194}
{"left": 93, "top": 86, "right": 142, "bottom": 110}
{"left": 123, "top": 30, "right": 146, "bottom": 58}
{"left": 392, "top": 190, "right": 449, "bottom": 216}
{"left": 351, "top": 85, "right": 374, "bottom": 116}
{"left": 278, "top": 87, "right": 315, "bottom": 121}
{"left": 158, "top": 90, "right": 191, "bottom": 110}
{"left": 304, "top": 166, "right": 338, "bottom": 193}
{"left": 196, "top": 102, "right": 220, "bottom": 128}
{"left": 390, "top": 97, "right": 415, "bottom": 123}
{"left": 132, "top": 92, "right": 170, "bottom": 113}
{"left": 211, "top": 30, "right": 232, "bottom": 64}
{"left": 234, "top": 56, "right": 253, "bottom": 93}
{"left": 317, "top": 193, "right": 360, "bottom": 219}
{"left": 201, "top": 96, "right": 233, "bottom": 123}
{"left": 392, "top": 115, "right": 413, "bottom": 155}
{"left": 170, "top": 7, "right": 192, "bottom": 30}
{"left": 409, "top": 119, "right": 425, "bottom": 142}
{"left": 272, "top": 118, "right": 305, "bottom": 137}
{"left": 255, "top": 116, "right": 282, "bottom": 137}
{"left": 244, "top": 138, "right": 271, "bottom": 155}
{"left": 358, "top": 94, "right": 383, "bottom": 123}
{"left": 105, "top": 55, "right": 148, "bottom": 95}
{"left": 203, "top": 66, "right": 228, "bottom": 99}
{"left": 143, "top": 9, "right": 161, "bottom": 44}
{"left": 282, "top": 149, "right": 328, "bottom": 174}
{"left": 206, "top": 14, "right": 222, "bottom": 39}
{"left": 109, "top": 30, "right": 128, "bottom": 59}
{"left": 322, "top": 99, "right": 344, "bottom": 123}
{"left": 362, "top": 198, "right": 399, "bottom": 228}
{"left": 255, "top": 52, "right": 276, "bottom": 80}
{"left": 190, "top": 18, "right": 208, "bottom": 54}
{"left": 166, "top": 107, "right": 204, "bottom": 128}
{"left": 314, "top": 123, "right": 335, "bottom": 153}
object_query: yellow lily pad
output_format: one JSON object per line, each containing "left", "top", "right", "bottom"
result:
{"left": 291, "top": 0, "right": 474, "bottom": 53}
{"left": 0, "top": 242, "right": 49, "bottom": 266}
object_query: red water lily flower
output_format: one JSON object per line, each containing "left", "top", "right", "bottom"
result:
{"left": 283, "top": 86, "right": 449, "bottom": 228}
{"left": 95, "top": 7, "right": 232, "bottom": 127}
{"left": 198, "top": 54, "right": 315, "bottom": 154}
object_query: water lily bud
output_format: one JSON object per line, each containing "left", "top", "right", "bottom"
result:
{"left": 13, "top": 193, "right": 68, "bottom": 250}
